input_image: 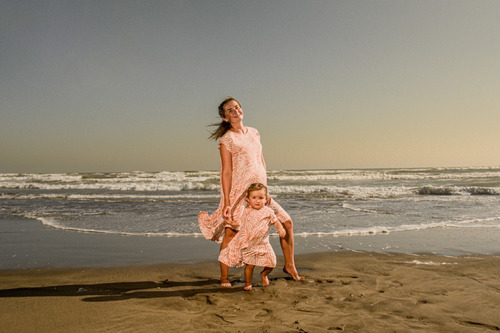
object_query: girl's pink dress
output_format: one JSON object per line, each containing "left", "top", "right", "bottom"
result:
{"left": 198, "top": 127, "right": 290, "bottom": 243}
{"left": 218, "top": 206, "right": 279, "bottom": 268}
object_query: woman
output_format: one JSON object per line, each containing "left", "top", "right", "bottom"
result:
{"left": 198, "top": 97, "right": 303, "bottom": 286}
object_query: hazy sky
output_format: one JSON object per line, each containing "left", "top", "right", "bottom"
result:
{"left": 1, "top": 0, "right": 499, "bottom": 173}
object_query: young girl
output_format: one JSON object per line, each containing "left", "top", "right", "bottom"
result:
{"left": 218, "top": 183, "right": 286, "bottom": 291}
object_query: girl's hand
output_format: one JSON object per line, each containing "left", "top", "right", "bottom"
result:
{"left": 266, "top": 195, "right": 272, "bottom": 206}
{"left": 278, "top": 228, "right": 286, "bottom": 238}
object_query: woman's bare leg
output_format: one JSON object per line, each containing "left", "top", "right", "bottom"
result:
{"left": 244, "top": 264, "right": 255, "bottom": 290}
{"left": 219, "top": 227, "right": 237, "bottom": 287}
{"left": 260, "top": 267, "right": 273, "bottom": 286}
{"left": 280, "top": 220, "right": 304, "bottom": 280}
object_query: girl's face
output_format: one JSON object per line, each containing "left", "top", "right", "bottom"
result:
{"left": 247, "top": 188, "right": 266, "bottom": 210}
{"left": 222, "top": 100, "right": 243, "bottom": 124}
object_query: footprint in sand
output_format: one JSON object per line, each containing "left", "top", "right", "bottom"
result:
{"left": 255, "top": 308, "right": 272, "bottom": 319}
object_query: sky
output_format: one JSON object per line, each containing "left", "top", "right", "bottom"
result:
{"left": 1, "top": 0, "right": 499, "bottom": 173}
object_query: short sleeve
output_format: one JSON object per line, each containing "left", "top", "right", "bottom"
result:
{"left": 266, "top": 207, "right": 278, "bottom": 226}
{"left": 218, "top": 133, "right": 233, "bottom": 153}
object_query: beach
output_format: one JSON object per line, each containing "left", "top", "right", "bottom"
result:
{"left": 2, "top": 218, "right": 500, "bottom": 332}
{"left": 1, "top": 251, "right": 499, "bottom": 332}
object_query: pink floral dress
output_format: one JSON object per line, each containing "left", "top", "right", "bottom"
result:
{"left": 198, "top": 127, "right": 290, "bottom": 243}
{"left": 218, "top": 206, "right": 279, "bottom": 268}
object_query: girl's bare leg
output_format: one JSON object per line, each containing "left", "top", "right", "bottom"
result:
{"left": 244, "top": 264, "right": 255, "bottom": 291}
{"left": 219, "top": 262, "right": 231, "bottom": 287}
{"left": 280, "top": 220, "right": 304, "bottom": 280}
{"left": 219, "top": 227, "right": 237, "bottom": 287}
{"left": 260, "top": 267, "right": 273, "bottom": 286}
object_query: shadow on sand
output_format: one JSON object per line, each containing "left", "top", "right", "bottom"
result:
{"left": 0, "top": 276, "right": 294, "bottom": 302}
{"left": 0, "top": 278, "right": 245, "bottom": 302}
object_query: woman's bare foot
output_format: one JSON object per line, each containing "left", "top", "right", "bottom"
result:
{"left": 283, "top": 266, "right": 304, "bottom": 280}
{"left": 261, "top": 272, "right": 270, "bottom": 287}
{"left": 220, "top": 278, "right": 232, "bottom": 288}
{"left": 243, "top": 283, "right": 253, "bottom": 291}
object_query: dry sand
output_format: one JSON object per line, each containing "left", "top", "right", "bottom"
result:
{"left": 1, "top": 251, "right": 499, "bottom": 332}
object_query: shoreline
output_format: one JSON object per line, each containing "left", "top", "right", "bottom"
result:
{"left": 1, "top": 217, "right": 500, "bottom": 270}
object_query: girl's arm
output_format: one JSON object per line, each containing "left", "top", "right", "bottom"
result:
{"left": 274, "top": 221, "right": 286, "bottom": 238}
{"left": 220, "top": 143, "right": 232, "bottom": 219}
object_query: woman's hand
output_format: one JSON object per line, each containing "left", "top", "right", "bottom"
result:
{"left": 223, "top": 206, "right": 239, "bottom": 227}
{"left": 222, "top": 205, "right": 231, "bottom": 219}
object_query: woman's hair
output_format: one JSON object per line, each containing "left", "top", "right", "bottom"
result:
{"left": 208, "top": 97, "right": 241, "bottom": 140}
{"left": 246, "top": 183, "right": 268, "bottom": 197}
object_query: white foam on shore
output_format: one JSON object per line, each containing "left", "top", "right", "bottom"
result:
{"left": 30, "top": 215, "right": 204, "bottom": 237}
{"left": 24, "top": 212, "right": 500, "bottom": 239}
{"left": 405, "top": 260, "right": 457, "bottom": 265}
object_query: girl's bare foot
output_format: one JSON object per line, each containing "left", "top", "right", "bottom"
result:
{"left": 283, "top": 266, "right": 304, "bottom": 280}
{"left": 220, "top": 278, "right": 232, "bottom": 288}
{"left": 261, "top": 272, "right": 270, "bottom": 287}
{"left": 243, "top": 283, "right": 253, "bottom": 291}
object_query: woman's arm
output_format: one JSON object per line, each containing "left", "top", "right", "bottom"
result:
{"left": 261, "top": 153, "right": 267, "bottom": 170}
{"left": 261, "top": 153, "right": 272, "bottom": 205}
{"left": 220, "top": 143, "right": 232, "bottom": 219}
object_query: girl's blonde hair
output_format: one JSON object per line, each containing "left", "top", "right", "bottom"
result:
{"left": 208, "top": 97, "right": 241, "bottom": 140}
{"left": 246, "top": 183, "right": 268, "bottom": 197}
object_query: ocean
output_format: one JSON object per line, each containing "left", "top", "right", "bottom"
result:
{"left": 1, "top": 167, "right": 500, "bottom": 239}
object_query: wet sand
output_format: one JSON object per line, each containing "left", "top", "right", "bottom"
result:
{"left": 3, "top": 217, "right": 500, "bottom": 270}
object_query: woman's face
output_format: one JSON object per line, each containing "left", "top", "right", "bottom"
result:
{"left": 247, "top": 189, "right": 266, "bottom": 210}
{"left": 222, "top": 100, "right": 243, "bottom": 124}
